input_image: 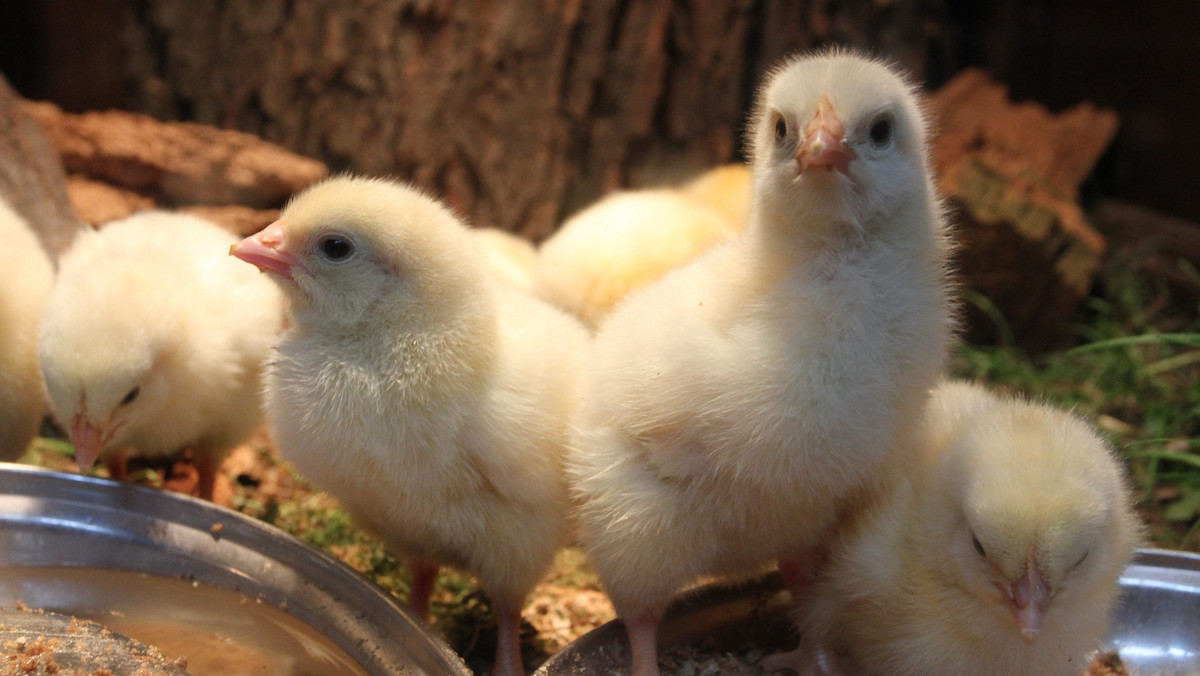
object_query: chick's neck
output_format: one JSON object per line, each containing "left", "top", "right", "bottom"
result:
{"left": 295, "top": 296, "right": 499, "bottom": 402}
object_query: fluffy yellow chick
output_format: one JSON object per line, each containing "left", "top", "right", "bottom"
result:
{"left": 678, "top": 163, "right": 752, "bottom": 230}
{"left": 230, "top": 176, "right": 589, "bottom": 676}
{"left": 535, "top": 188, "right": 738, "bottom": 328}
{"left": 471, "top": 226, "right": 540, "bottom": 293}
{"left": 775, "top": 381, "right": 1143, "bottom": 676}
{"left": 38, "top": 211, "right": 284, "bottom": 500}
{"left": 0, "top": 198, "right": 54, "bottom": 461}
{"left": 567, "top": 50, "right": 955, "bottom": 676}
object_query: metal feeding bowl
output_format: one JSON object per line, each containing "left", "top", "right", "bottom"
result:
{"left": 0, "top": 463, "right": 470, "bottom": 676}
{"left": 536, "top": 549, "right": 1200, "bottom": 676}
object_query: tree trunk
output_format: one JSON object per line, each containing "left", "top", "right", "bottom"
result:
{"left": 124, "top": 0, "right": 947, "bottom": 239}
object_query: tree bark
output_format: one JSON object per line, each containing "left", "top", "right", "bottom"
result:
{"left": 21, "top": 101, "right": 328, "bottom": 236}
{"left": 928, "top": 69, "right": 1116, "bottom": 350}
{"left": 124, "top": 0, "right": 947, "bottom": 239}
{"left": 23, "top": 100, "right": 327, "bottom": 210}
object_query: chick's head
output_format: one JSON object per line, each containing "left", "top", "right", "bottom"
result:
{"left": 749, "top": 50, "right": 932, "bottom": 241}
{"left": 39, "top": 312, "right": 172, "bottom": 470}
{"left": 935, "top": 401, "right": 1139, "bottom": 645}
{"left": 232, "top": 176, "right": 486, "bottom": 331}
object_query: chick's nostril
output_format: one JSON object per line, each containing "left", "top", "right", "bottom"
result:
{"left": 256, "top": 221, "right": 288, "bottom": 248}
{"left": 797, "top": 127, "right": 855, "bottom": 174}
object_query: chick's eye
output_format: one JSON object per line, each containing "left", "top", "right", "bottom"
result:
{"left": 869, "top": 117, "right": 893, "bottom": 147}
{"left": 318, "top": 235, "right": 355, "bottom": 262}
{"left": 1074, "top": 550, "right": 1089, "bottom": 568}
{"left": 120, "top": 386, "right": 140, "bottom": 406}
{"left": 971, "top": 533, "right": 986, "bottom": 558}
{"left": 774, "top": 116, "right": 788, "bottom": 143}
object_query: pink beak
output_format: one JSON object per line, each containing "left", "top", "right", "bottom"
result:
{"left": 1008, "top": 564, "right": 1052, "bottom": 643}
{"left": 796, "top": 94, "right": 856, "bottom": 175}
{"left": 70, "top": 417, "right": 109, "bottom": 471}
{"left": 230, "top": 220, "right": 300, "bottom": 281}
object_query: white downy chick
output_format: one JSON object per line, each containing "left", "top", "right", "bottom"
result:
{"left": 0, "top": 198, "right": 54, "bottom": 461}
{"left": 567, "top": 50, "right": 954, "bottom": 676}
{"left": 678, "top": 163, "right": 753, "bottom": 231}
{"left": 38, "top": 211, "right": 284, "bottom": 500}
{"left": 471, "top": 226, "right": 540, "bottom": 293}
{"left": 783, "top": 381, "right": 1143, "bottom": 676}
{"left": 536, "top": 188, "right": 738, "bottom": 328}
{"left": 230, "top": 176, "right": 590, "bottom": 676}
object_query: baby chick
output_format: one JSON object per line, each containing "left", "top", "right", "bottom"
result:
{"left": 567, "top": 50, "right": 954, "bottom": 676}
{"left": 38, "top": 211, "right": 283, "bottom": 500}
{"left": 230, "top": 176, "right": 589, "bottom": 676}
{"left": 778, "top": 381, "right": 1143, "bottom": 676}
{"left": 0, "top": 198, "right": 55, "bottom": 461}
{"left": 471, "top": 226, "right": 540, "bottom": 293}
{"left": 678, "top": 163, "right": 752, "bottom": 230}
{"left": 535, "top": 188, "right": 738, "bottom": 328}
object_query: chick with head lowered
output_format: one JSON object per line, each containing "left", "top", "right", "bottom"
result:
{"left": 230, "top": 176, "right": 590, "bottom": 676}
{"left": 566, "top": 50, "right": 956, "bottom": 676}
{"left": 38, "top": 211, "right": 284, "bottom": 500}
{"left": 776, "top": 380, "right": 1143, "bottom": 676}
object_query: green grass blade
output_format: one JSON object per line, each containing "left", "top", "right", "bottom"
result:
{"left": 1068, "top": 333, "right": 1200, "bottom": 355}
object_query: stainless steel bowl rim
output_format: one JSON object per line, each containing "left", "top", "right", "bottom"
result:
{"left": 0, "top": 463, "right": 470, "bottom": 676}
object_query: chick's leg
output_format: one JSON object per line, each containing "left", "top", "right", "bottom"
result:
{"left": 106, "top": 453, "right": 129, "bottom": 482}
{"left": 195, "top": 448, "right": 218, "bottom": 502}
{"left": 624, "top": 608, "right": 662, "bottom": 676}
{"left": 491, "top": 602, "right": 525, "bottom": 676}
{"left": 778, "top": 554, "right": 816, "bottom": 604}
{"left": 407, "top": 559, "right": 439, "bottom": 620}
{"left": 761, "top": 551, "right": 832, "bottom": 675}
{"left": 760, "top": 634, "right": 843, "bottom": 675}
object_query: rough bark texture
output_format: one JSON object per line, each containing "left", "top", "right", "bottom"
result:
{"left": 18, "top": 45, "right": 1121, "bottom": 352}
{"left": 64, "top": 175, "right": 155, "bottom": 226}
{"left": 123, "top": 0, "right": 947, "bottom": 239}
{"left": 66, "top": 172, "right": 280, "bottom": 237}
{"left": 928, "top": 69, "right": 1116, "bottom": 349}
{"left": 21, "top": 101, "right": 325, "bottom": 235}
{"left": 0, "top": 73, "right": 87, "bottom": 263}
{"left": 24, "top": 101, "right": 328, "bottom": 210}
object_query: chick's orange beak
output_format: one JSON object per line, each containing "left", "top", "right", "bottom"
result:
{"left": 70, "top": 417, "right": 110, "bottom": 471}
{"left": 796, "top": 94, "right": 856, "bottom": 175}
{"left": 230, "top": 220, "right": 300, "bottom": 281}
{"left": 1008, "top": 564, "right": 1052, "bottom": 644}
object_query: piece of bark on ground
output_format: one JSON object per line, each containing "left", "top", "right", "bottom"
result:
{"left": 929, "top": 68, "right": 1117, "bottom": 350}
{"left": 22, "top": 99, "right": 328, "bottom": 209}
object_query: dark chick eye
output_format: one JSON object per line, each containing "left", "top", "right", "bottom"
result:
{"left": 1074, "top": 550, "right": 1089, "bottom": 568}
{"left": 318, "top": 235, "right": 355, "bottom": 262}
{"left": 869, "top": 117, "right": 893, "bottom": 147}
{"left": 774, "top": 116, "right": 788, "bottom": 143}
{"left": 120, "top": 386, "right": 140, "bottom": 406}
{"left": 971, "top": 533, "right": 986, "bottom": 558}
